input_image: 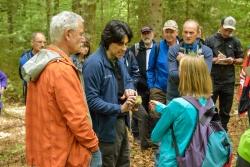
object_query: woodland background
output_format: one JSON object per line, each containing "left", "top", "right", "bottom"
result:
{"left": 0, "top": 1, "right": 250, "bottom": 166}
{"left": 0, "top": 0, "right": 250, "bottom": 101}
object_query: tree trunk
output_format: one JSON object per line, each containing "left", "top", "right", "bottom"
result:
{"left": 46, "top": 0, "right": 52, "bottom": 39}
{"left": 72, "top": 0, "right": 81, "bottom": 14}
{"left": 127, "top": 0, "right": 130, "bottom": 24}
{"left": 185, "top": 0, "right": 189, "bottom": 19}
{"left": 149, "top": 0, "right": 163, "bottom": 39}
{"left": 6, "top": 0, "right": 14, "bottom": 46}
{"left": 82, "top": 1, "right": 97, "bottom": 48}
{"left": 54, "top": 0, "right": 59, "bottom": 15}
{"left": 100, "top": 0, "right": 104, "bottom": 26}
{"left": 21, "top": 0, "right": 27, "bottom": 17}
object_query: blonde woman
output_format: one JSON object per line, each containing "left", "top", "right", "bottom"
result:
{"left": 150, "top": 56, "right": 213, "bottom": 166}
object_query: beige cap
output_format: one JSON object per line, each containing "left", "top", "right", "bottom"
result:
{"left": 222, "top": 16, "right": 236, "bottom": 30}
{"left": 163, "top": 20, "right": 178, "bottom": 31}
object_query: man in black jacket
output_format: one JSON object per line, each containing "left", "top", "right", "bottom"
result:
{"left": 205, "top": 16, "right": 243, "bottom": 131}
{"left": 124, "top": 26, "right": 156, "bottom": 150}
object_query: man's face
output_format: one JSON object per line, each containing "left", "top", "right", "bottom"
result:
{"left": 182, "top": 22, "right": 198, "bottom": 44}
{"left": 162, "top": 29, "right": 178, "bottom": 44}
{"left": 67, "top": 21, "right": 85, "bottom": 54}
{"left": 141, "top": 31, "right": 154, "bottom": 45}
{"left": 108, "top": 35, "right": 129, "bottom": 60}
{"left": 31, "top": 33, "right": 46, "bottom": 54}
{"left": 220, "top": 27, "right": 234, "bottom": 38}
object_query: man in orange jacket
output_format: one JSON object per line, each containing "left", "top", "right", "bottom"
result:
{"left": 24, "top": 11, "right": 100, "bottom": 167}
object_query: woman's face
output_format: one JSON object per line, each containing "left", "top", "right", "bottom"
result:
{"left": 79, "top": 45, "right": 89, "bottom": 58}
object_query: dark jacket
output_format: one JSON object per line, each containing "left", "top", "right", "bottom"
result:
{"left": 124, "top": 49, "right": 141, "bottom": 87}
{"left": 205, "top": 33, "right": 243, "bottom": 84}
{"left": 125, "top": 40, "right": 156, "bottom": 92}
{"left": 83, "top": 45, "right": 134, "bottom": 143}
{"left": 19, "top": 50, "right": 34, "bottom": 80}
{"left": 167, "top": 40, "right": 213, "bottom": 101}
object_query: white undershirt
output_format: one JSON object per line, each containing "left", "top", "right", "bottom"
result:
{"left": 146, "top": 43, "right": 153, "bottom": 70}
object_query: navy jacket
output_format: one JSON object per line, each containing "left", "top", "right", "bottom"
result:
{"left": 19, "top": 50, "right": 34, "bottom": 81}
{"left": 83, "top": 45, "right": 134, "bottom": 143}
{"left": 167, "top": 41, "right": 213, "bottom": 101}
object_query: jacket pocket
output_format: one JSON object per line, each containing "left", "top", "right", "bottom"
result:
{"left": 67, "top": 140, "right": 91, "bottom": 167}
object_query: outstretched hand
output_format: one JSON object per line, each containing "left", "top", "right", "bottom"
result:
{"left": 148, "top": 100, "right": 159, "bottom": 111}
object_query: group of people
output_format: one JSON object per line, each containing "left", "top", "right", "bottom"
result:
{"left": 17, "top": 10, "right": 250, "bottom": 167}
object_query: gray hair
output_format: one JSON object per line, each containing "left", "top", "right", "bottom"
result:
{"left": 31, "top": 32, "right": 45, "bottom": 41}
{"left": 183, "top": 19, "right": 200, "bottom": 32}
{"left": 50, "top": 11, "right": 84, "bottom": 43}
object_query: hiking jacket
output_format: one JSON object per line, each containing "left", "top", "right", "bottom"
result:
{"left": 125, "top": 41, "right": 157, "bottom": 93}
{"left": 19, "top": 49, "right": 34, "bottom": 80}
{"left": 83, "top": 45, "right": 134, "bottom": 143}
{"left": 147, "top": 40, "right": 170, "bottom": 92}
{"left": 151, "top": 97, "right": 207, "bottom": 167}
{"left": 167, "top": 41, "right": 213, "bottom": 101}
{"left": 0, "top": 71, "right": 7, "bottom": 89}
{"left": 238, "top": 128, "right": 250, "bottom": 163}
{"left": 71, "top": 55, "right": 92, "bottom": 126}
{"left": 25, "top": 45, "right": 98, "bottom": 167}
{"left": 123, "top": 48, "right": 141, "bottom": 87}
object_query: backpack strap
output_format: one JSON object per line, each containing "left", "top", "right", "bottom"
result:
{"left": 172, "top": 96, "right": 215, "bottom": 158}
{"left": 182, "top": 96, "right": 215, "bottom": 126}
{"left": 134, "top": 43, "right": 139, "bottom": 57}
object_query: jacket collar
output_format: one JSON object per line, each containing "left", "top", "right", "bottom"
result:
{"left": 98, "top": 45, "right": 116, "bottom": 69}
{"left": 47, "top": 45, "right": 77, "bottom": 70}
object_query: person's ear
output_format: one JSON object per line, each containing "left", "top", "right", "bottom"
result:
{"left": 31, "top": 40, "right": 34, "bottom": 48}
{"left": 64, "top": 29, "right": 72, "bottom": 41}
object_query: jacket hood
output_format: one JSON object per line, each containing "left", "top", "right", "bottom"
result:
{"left": 21, "top": 49, "right": 61, "bottom": 82}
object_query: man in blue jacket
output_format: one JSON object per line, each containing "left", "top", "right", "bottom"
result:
{"left": 167, "top": 19, "right": 213, "bottom": 101}
{"left": 18, "top": 32, "right": 46, "bottom": 103}
{"left": 147, "top": 20, "right": 179, "bottom": 105}
{"left": 83, "top": 20, "right": 137, "bottom": 167}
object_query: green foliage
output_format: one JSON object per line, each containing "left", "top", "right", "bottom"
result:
{"left": 0, "top": 0, "right": 249, "bottom": 102}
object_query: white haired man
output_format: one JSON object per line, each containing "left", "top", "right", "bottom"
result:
{"left": 25, "top": 11, "right": 100, "bottom": 167}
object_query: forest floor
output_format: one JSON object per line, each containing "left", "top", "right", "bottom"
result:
{"left": 0, "top": 94, "right": 249, "bottom": 167}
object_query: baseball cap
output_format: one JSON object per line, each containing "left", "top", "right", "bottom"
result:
{"left": 163, "top": 20, "right": 178, "bottom": 31}
{"left": 141, "top": 26, "right": 153, "bottom": 33}
{"left": 222, "top": 16, "right": 236, "bottom": 30}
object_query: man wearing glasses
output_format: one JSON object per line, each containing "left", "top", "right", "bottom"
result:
{"left": 18, "top": 32, "right": 46, "bottom": 103}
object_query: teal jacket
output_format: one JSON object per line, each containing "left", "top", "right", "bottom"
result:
{"left": 151, "top": 97, "right": 207, "bottom": 167}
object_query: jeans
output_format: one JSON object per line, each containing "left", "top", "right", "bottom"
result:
{"left": 90, "top": 149, "right": 102, "bottom": 167}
